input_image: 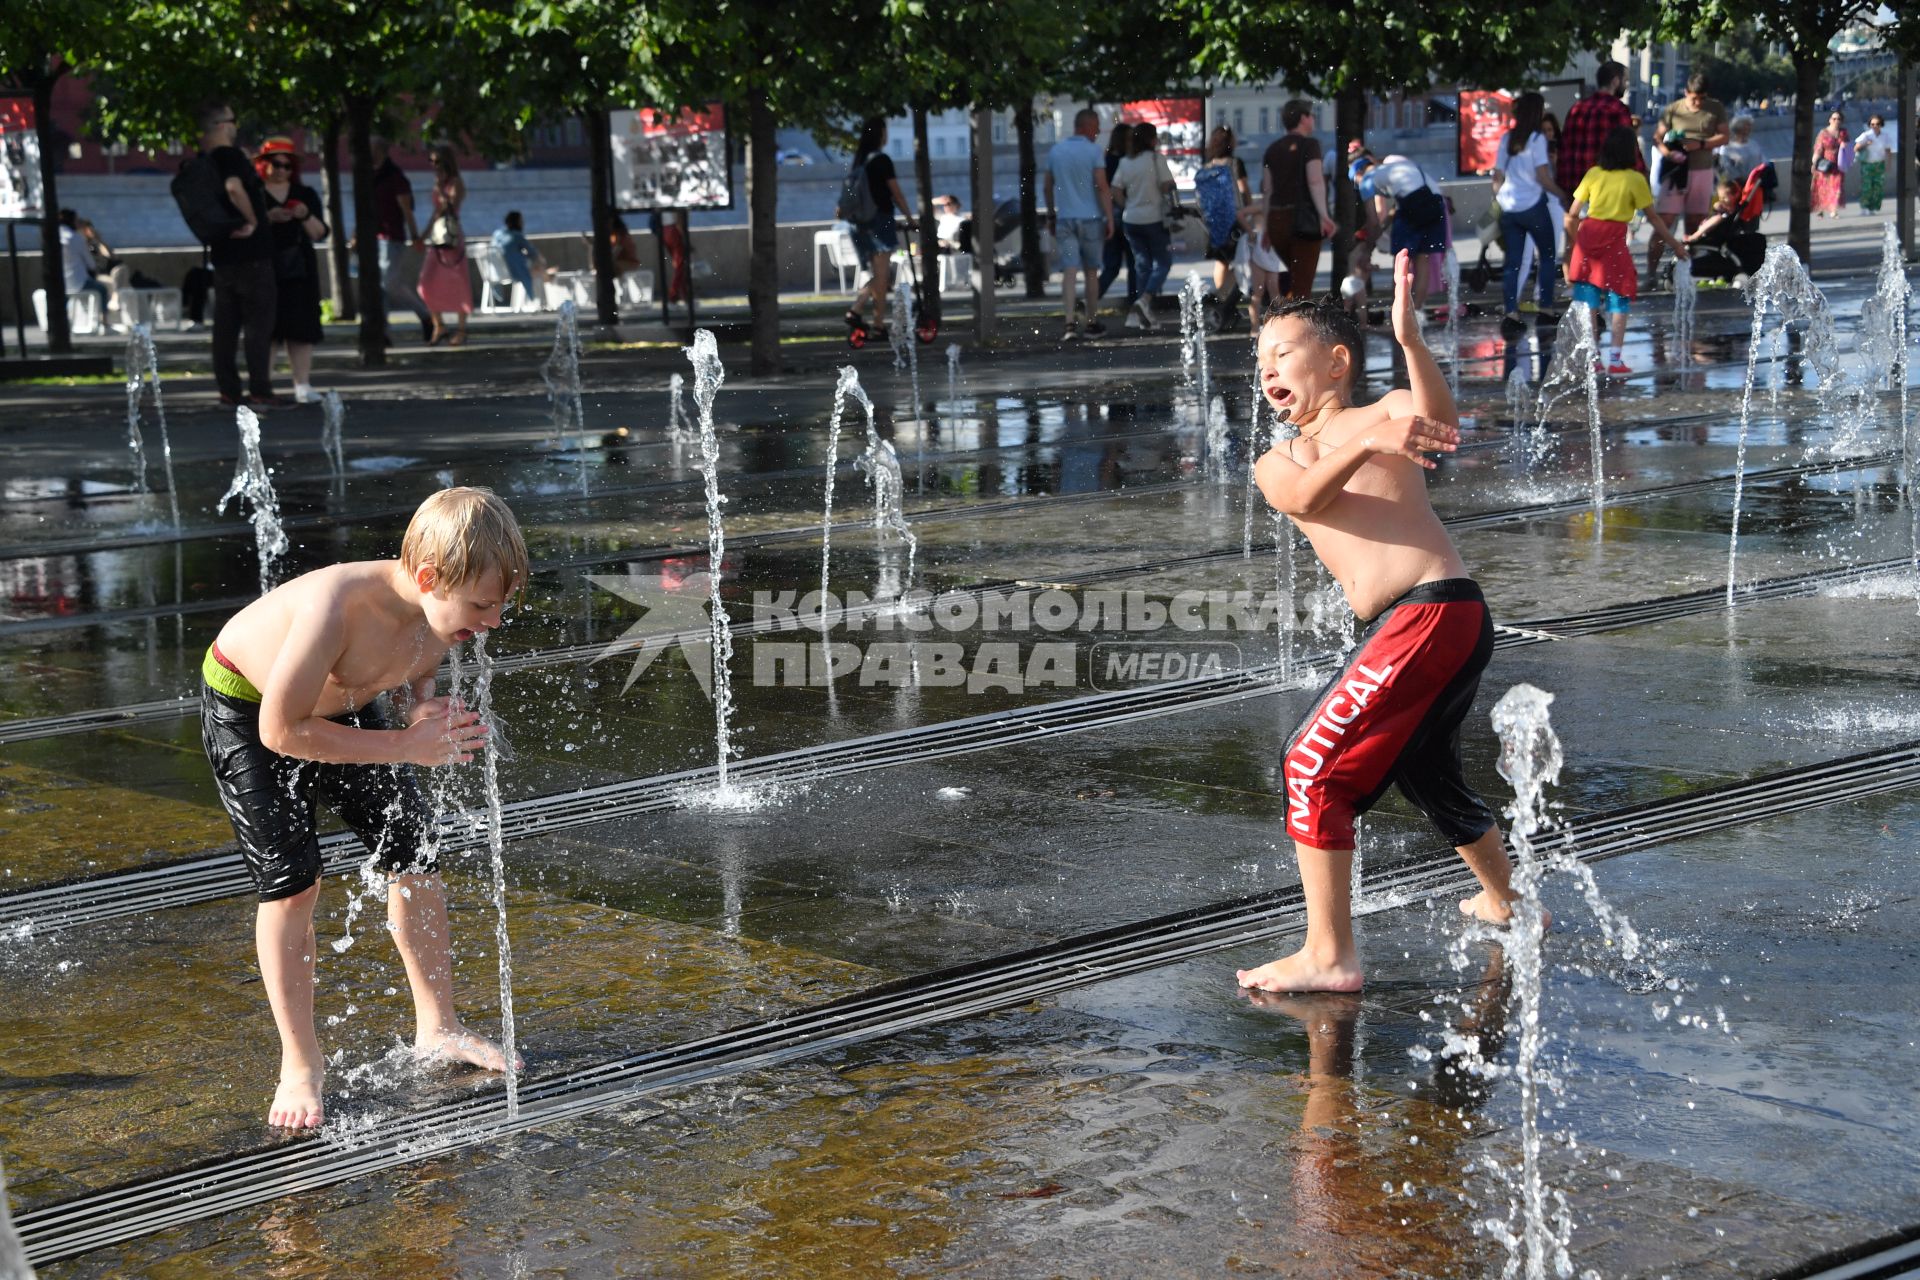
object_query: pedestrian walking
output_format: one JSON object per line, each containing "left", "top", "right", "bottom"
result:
{"left": 370, "top": 137, "right": 433, "bottom": 343}
{"left": 255, "top": 137, "right": 328, "bottom": 403}
{"left": 1195, "top": 125, "right": 1251, "bottom": 325}
{"left": 1493, "top": 92, "right": 1566, "bottom": 325}
{"left": 417, "top": 145, "right": 471, "bottom": 346}
{"left": 1812, "top": 112, "right": 1849, "bottom": 217}
{"left": 1044, "top": 107, "right": 1115, "bottom": 340}
{"left": 197, "top": 101, "right": 281, "bottom": 407}
{"left": 1855, "top": 116, "right": 1891, "bottom": 214}
{"left": 490, "top": 211, "right": 555, "bottom": 308}
{"left": 1112, "top": 122, "right": 1177, "bottom": 330}
{"left": 1556, "top": 62, "right": 1642, "bottom": 198}
{"left": 1261, "top": 100, "right": 1334, "bottom": 301}
{"left": 1097, "top": 123, "right": 1138, "bottom": 312}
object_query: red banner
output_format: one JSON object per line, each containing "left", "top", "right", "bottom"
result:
{"left": 1121, "top": 97, "right": 1205, "bottom": 188}
{"left": 1458, "top": 90, "right": 1513, "bottom": 177}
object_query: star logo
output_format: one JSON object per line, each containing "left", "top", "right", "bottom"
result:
{"left": 586, "top": 574, "right": 718, "bottom": 697}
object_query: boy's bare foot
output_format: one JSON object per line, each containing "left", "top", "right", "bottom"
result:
{"left": 268, "top": 1071, "right": 325, "bottom": 1129}
{"left": 1459, "top": 890, "right": 1552, "bottom": 930}
{"left": 415, "top": 1025, "right": 524, "bottom": 1072}
{"left": 1236, "top": 948, "right": 1364, "bottom": 993}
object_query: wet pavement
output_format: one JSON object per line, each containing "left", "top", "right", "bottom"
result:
{"left": 2, "top": 264, "right": 1917, "bottom": 1277}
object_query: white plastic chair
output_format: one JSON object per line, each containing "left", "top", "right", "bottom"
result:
{"left": 938, "top": 251, "right": 974, "bottom": 294}
{"left": 470, "top": 241, "right": 527, "bottom": 313}
{"left": 814, "top": 222, "right": 863, "bottom": 293}
{"left": 32, "top": 287, "right": 104, "bottom": 336}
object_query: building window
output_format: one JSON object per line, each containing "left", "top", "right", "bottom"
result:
{"left": 1233, "top": 109, "right": 1244, "bottom": 133}
{"left": 1259, "top": 107, "right": 1270, "bottom": 134}
{"left": 935, "top": 137, "right": 947, "bottom": 157}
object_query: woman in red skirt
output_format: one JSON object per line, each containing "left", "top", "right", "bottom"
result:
{"left": 1563, "top": 126, "right": 1690, "bottom": 376}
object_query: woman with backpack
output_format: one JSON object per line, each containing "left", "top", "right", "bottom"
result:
{"left": 840, "top": 117, "right": 917, "bottom": 339}
{"left": 1195, "top": 126, "right": 1251, "bottom": 329}
{"left": 1492, "top": 91, "right": 1567, "bottom": 326}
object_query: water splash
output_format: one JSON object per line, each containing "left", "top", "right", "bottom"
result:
{"left": 820, "top": 366, "right": 863, "bottom": 606}
{"left": 1272, "top": 408, "right": 1299, "bottom": 678}
{"left": 1505, "top": 359, "right": 1532, "bottom": 418}
{"left": 541, "top": 301, "right": 588, "bottom": 494}
{"left": 1728, "top": 247, "right": 1840, "bottom": 601}
{"left": 1243, "top": 334, "right": 1265, "bottom": 561}
{"left": 216, "top": 406, "right": 289, "bottom": 595}
{"left": 0, "top": 1157, "right": 32, "bottom": 1280}
{"left": 666, "top": 372, "right": 694, "bottom": 445}
{"left": 893, "top": 274, "right": 925, "bottom": 490}
{"left": 1206, "top": 395, "right": 1228, "bottom": 471}
{"left": 1862, "top": 226, "right": 1914, "bottom": 582}
{"left": 857, "top": 435, "right": 918, "bottom": 585}
{"left": 319, "top": 389, "right": 347, "bottom": 476}
{"left": 1534, "top": 303, "right": 1602, "bottom": 510}
{"left": 470, "top": 632, "right": 520, "bottom": 1120}
{"left": 945, "top": 342, "right": 963, "bottom": 414}
{"left": 1482, "top": 684, "right": 1571, "bottom": 1280}
{"left": 122, "top": 324, "right": 181, "bottom": 531}
{"left": 1442, "top": 244, "right": 1463, "bottom": 400}
{"left": 1670, "top": 257, "right": 1696, "bottom": 356}
{"left": 685, "top": 331, "right": 738, "bottom": 790}
{"left": 1180, "top": 275, "right": 1213, "bottom": 460}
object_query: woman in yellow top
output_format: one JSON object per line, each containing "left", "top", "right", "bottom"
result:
{"left": 1563, "top": 125, "right": 1689, "bottom": 375}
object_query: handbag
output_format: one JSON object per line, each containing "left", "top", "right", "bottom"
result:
{"left": 424, "top": 212, "right": 462, "bottom": 247}
{"left": 1291, "top": 199, "right": 1321, "bottom": 239}
{"left": 1814, "top": 156, "right": 1836, "bottom": 175}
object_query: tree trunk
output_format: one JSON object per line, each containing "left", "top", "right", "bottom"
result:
{"left": 972, "top": 107, "right": 996, "bottom": 343}
{"left": 585, "top": 107, "right": 618, "bottom": 326}
{"left": 32, "top": 74, "right": 70, "bottom": 355}
{"left": 1789, "top": 52, "right": 1822, "bottom": 265}
{"left": 346, "top": 95, "right": 386, "bottom": 367}
{"left": 322, "top": 113, "right": 354, "bottom": 322}
{"left": 913, "top": 104, "right": 939, "bottom": 329}
{"left": 746, "top": 88, "right": 780, "bottom": 374}
{"left": 1015, "top": 102, "right": 1044, "bottom": 298}
{"left": 1332, "top": 86, "right": 1368, "bottom": 298}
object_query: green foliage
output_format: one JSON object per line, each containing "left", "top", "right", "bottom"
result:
{"left": 1692, "top": 33, "right": 1796, "bottom": 103}
{"left": 1179, "top": 0, "right": 1663, "bottom": 96}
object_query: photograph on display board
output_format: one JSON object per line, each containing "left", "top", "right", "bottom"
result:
{"left": 0, "top": 99, "right": 43, "bottom": 222}
{"left": 1457, "top": 89, "right": 1514, "bottom": 176}
{"left": 611, "top": 106, "right": 732, "bottom": 211}
{"left": 1121, "top": 98, "right": 1205, "bottom": 190}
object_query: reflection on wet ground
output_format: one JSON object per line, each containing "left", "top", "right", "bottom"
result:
{"left": 3, "top": 286, "right": 1919, "bottom": 1276}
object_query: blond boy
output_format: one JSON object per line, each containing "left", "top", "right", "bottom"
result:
{"left": 201, "top": 487, "right": 526, "bottom": 1127}
{"left": 1241, "top": 252, "right": 1537, "bottom": 994}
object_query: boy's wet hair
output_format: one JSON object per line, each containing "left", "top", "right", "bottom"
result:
{"left": 401, "top": 487, "right": 530, "bottom": 596}
{"left": 1261, "top": 296, "right": 1366, "bottom": 394}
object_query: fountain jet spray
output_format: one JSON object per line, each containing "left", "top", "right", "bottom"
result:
{"left": 217, "top": 406, "right": 289, "bottom": 595}
{"left": 319, "top": 389, "right": 347, "bottom": 476}
{"left": 542, "top": 300, "right": 588, "bottom": 493}
{"left": 123, "top": 324, "right": 181, "bottom": 531}
{"left": 470, "top": 631, "right": 520, "bottom": 1119}
{"left": 686, "top": 330, "right": 738, "bottom": 791}
{"left": 1533, "top": 302, "right": 1602, "bottom": 512}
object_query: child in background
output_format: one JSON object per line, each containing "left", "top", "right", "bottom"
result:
{"left": 1564, "top": 125, "right": 1690, "bottom": 376}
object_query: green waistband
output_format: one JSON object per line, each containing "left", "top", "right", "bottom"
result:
{"left": 202, "top": 646, "right": 263, "bottom": 703}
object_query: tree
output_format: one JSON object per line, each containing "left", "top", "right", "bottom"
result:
{"left": 631, "top": 0, "right": 890, "bottom": 374}
{"left": 1180, "top": 0, "right": 1662, "bottom": 294}
{"left": 91, "top": 0, "right": 495, "bottom": 367}
{"left": 1657, "top": 2, "right": 1920, "bottom": 263}
{"left": 1, "top": 4, "right": 117, "bottom": 357}
{"left": 1692, "top": 32, "right": 1797, "bottom": 105}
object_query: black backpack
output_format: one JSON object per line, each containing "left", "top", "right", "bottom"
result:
{"left": 172, "top": 154, "right": 246, "bottom": 244}
{"left": 837, "top": 155, "right": 879, "bottom": 225}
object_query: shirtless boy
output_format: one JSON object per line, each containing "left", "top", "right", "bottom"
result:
{"left": 201, "top": 487, "right": 526, "bottom": 1127}
{"left": 1239, "top": 251, "right": 1532, "bottom": 993}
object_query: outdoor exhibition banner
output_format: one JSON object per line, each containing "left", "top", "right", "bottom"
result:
{"left": 1121, "top": 98, "right": 1205, "bottom": 190}
{"left": 0, "top": 97, "right": 43, "bottom": 222}
{"left": 610, "top": 105, "right": 732, "bottom": 211}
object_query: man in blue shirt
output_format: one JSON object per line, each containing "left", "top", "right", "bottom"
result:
{"left": 489, "top": 211, "right": 553, "bottom": 309}
{"left": 1044, "top": 108, "right": 1116, "bottom": 340}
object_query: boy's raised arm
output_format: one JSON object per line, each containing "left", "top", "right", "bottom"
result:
{"left": 1391, "top": 249, "right": 1457, "bottom": 427}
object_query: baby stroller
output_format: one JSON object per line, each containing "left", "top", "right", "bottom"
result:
{"left": 847, "top": 235, "right": 940, "bottom": 349}
{"left": 1689, "top": 165, "right": 1768, "bottom": 285}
